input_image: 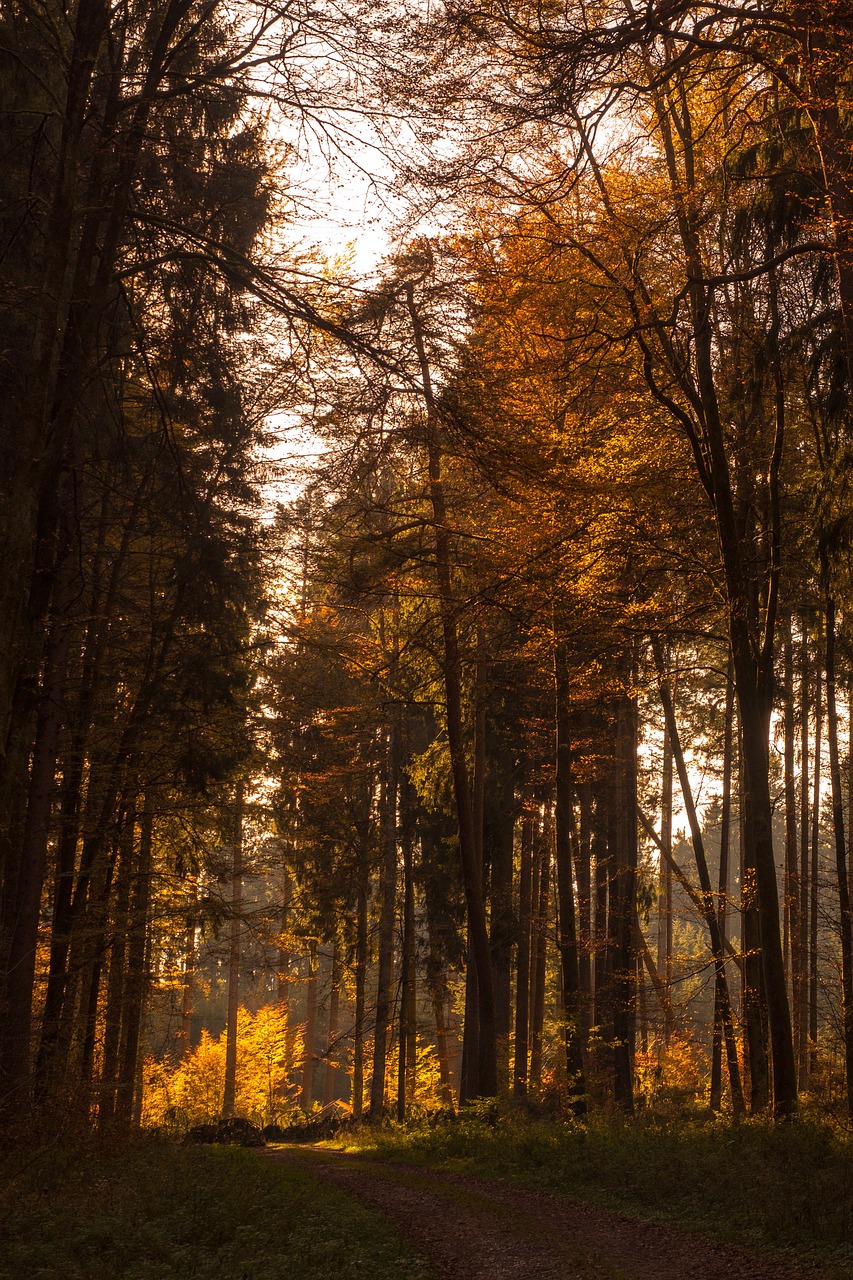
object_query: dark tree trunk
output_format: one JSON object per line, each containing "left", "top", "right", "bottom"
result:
{"left": 810, "top": 636, "right": 823, "bottom": 1076}
{"left": 554, "top": 641, "right": 587, "bottom": 1113}
{"left": 406, "top": 282, "right": 497, "bottom": 1097}
{"left": 114, "top": 797, "right": 153, "bottom": 1126}
{"left": 301, "top": 943, "right": 318, "bottom": 1114}
{"left": 711, "top": 666, "right": 736, "bottom": 1113}
{"left": 798, "top": 620, "right": 811, "bottom": 1087}
{"left": 611, "top": 688, "right": 637, "bottom": 1111}
{"left": 486, "top": 742, "right": 515, "bottom": 1092}
{"left": 513, "top": 802, "right": 534, "bottom": 1098}
{"left": 529, "top": 823, "right": 550, "bottom": 1092}
{"left": 742, "top": 786, "right": 771, "bottom": 1113}
{"left": 222, "top": 781, "right": 244, "bottom": 1120}
{"left": 654, "top": 640, "right": 745, "bottom": 1116}
{"left": 397, "top": 793, "right": 416, "bottom": 1120}
{"left": 98, "top": 806, "right": 136, "bottom": 1128}
{"left": 577, "top": 782, "right": 593, "bottom": 1041}
{"left": 324, "top": 939, "right": 342, "bottom": 1108}
{"left": 370, "top": 709, "right": 399, "bottom": 1116}
{"left": 352, "top": 863, "right": 368, "bottom": 1120}
{"left": 0, "top": 528, "right": 77, "bottom": 1108}
{"left": 822, "top": 587, "right": 853, "bottom": 1116}
{"left": 589, "top": 792, "right": 609, "bottom": 1053}
{"left": 782, "top": 622, "right": 803, "bottom": 1093}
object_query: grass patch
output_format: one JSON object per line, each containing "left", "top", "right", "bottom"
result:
{"left": 0, "top": 1139, "right": 428, "bottom": 1279}
{"left": 337, "top": 1109, "right": 853, "bottom": 1273}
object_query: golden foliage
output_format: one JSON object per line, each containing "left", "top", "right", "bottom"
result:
{"left": 142, "top": 1004, "right": 304, "bottom": 1130}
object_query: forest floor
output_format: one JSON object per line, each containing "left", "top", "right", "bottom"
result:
{"left": 0, "top": 1141, "right": 428, "bottom": 1279}
{"left": 265, "top": 1143, "right": 841, "bottom": 1280}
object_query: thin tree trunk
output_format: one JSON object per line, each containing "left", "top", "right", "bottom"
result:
{"left": 799, "top": 619, "right": 811, "bottom": 1087}
{"left": 653, "top": 639, "right": 745, "bottom": 1115}
{"left": 424, "top": 868, "right": 454, "bottom": 1108}
{"left": 222, "top": 781, "right": 244, "bottom": 1120}
{"left": 98, "top": 806, "right": 136, "bottom": 1127}
{"left": 711, "top": 664, "right": 735, "bottom": 1113}
{"left": 460, "top": 942, "right": 479, "bottom": 1104}
{"left": 554, "top": 640, "right": 587, "bottom": 1113}
{"left": 352, "top": 863, "right": 368, "bottom": 1120}
{"left": 742, "top": 782, "right": 771, "bottom": 1113}
{"left": 369, "top": 719, "right": 398, "bottom": 1117}
{"left": 848, "top": 678, "right": 853, "bottom": 917}
{"left": 323, "top": 939, "right": 342, "bottom": 1108}
{"left": 513, "top": 802, "right": 534, "bottom": 1098}
{"left": 783, "top": 622, "right": 802, "bottom": 1078}
{"left": 822, "top": 587, "right": 853, "bottom": 1115}
{"left": 487, "top": 747, "right": 515, "bottom": 1093}
{"left": 115, "top": 796, "right": 153, "bottom": 1126}
{"left": 397, "top": 809, "right": 416, "bottom": 1120}
{"left": 611, "top": 687, "right": 638, "bottom": 1111}
{"left": 811, "top": 636, "right": 823, "bottom": 1075}
{"left": 658, "top": 700, "right": 674, "bottom": 1020}
{"left": 529, "top": 828, "right": 550, "bottom": 1092}
{"left": 278, "top": 867, "right": 292, "bottom": 1008}
{"left": 181, "top": 886, "right": 197, "bottom": 1057}
{"left": 300, "top": 942, "right": 318, "bottom": 1113}
{"left": 577, "top": 781, "right": 593, "bottom": 1042}
{"left": 593, "top": 791, "right": 611, "bottom": 1038}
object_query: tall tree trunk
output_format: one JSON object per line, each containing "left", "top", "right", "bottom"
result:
{"left": 323, "top": 939, "right": 342, "bottom": 1108}
{"left": 278, "top": 867, "right": 292, "bottom": 1008}
{"left": 352, "top": 863, "right": 368, "bottom": 1120}
{"left": 425, "top": 904, "right": 454, "bottom": 1108}
{"left": 810, "top": 635, "right": 823, "bottom": 1076}
{"left": 98, "top": 806, "right": 136, "bottom": 1128}
{"left": 115, "top": 796, "right": 153, "bottom": 1127}
{"left": 0, "top": 528, "right": 77, "bottom": 1108}
{"left": 590, "top": 799, "right": 609, "bottom": 1018}
{"left": 653, "top": 71, "right": 796, "bottom": 1117}
{"left": 513, "top": 801, "right": 534, "bottom": 1099}
{"left": 369, "top": 720, "right": 398, "bottom": 1117}
{"left": 821, "top": 586, "right": 853, "bottom": 1116}
{"left": 406, "top": 282, "right": 496, "bottom": 1096}
{"left": 460, "top": 942, "right": 479, "bottom": 1104}
{"left": 529, "top": 823, "right": 550, "bottom": 1092}
{"left": 711, "top": 665, "right": 736, "bottom": 1113}
{"left": 848, "top": 678, "right": 853, "bottom": 919}
{"left": 653, "top": 640, "right": 745, "bottom": 1115}
{"left": 397, "top": 806, "right": 416, "bottom": 1120}
{"left": 222, "top": 781, "right": 244, "bottom": 1120}
{"left": 611, "top": 687, "right": 638, "bottom": 1111}
{"left": 658, "top": 690, "right": 674, "bottom": 1019}
{"left": 461, "top": 665, "right": 487, "bottom": 1105}
{"left": 742, "top": 784, "right": 771, "bottom": 1113}
{"left": 783, "top": 622, "right": 803, "bottom": 1090}
{"left": 180, "top": 887, "right": 197, "bottom": 1057}
{"left": 798, "top": 619, "right": 811, "bottom": 1087}
{"left": 487, "top": 742, "right": 515, "bottom": 1093}
{"left": 577, "top": 781, "right": 593, "bottom": 1042}
{"left": 300, "top": 942, "right": 318, "bottom": 1113}
{"left": 554, "top": 641, "right": 587, "bottom": 1113}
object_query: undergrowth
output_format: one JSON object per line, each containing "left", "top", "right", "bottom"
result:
{"left": 336, "top": 1106, "right": 853, "bottom": 1273}
{"left": 0, "top": 1138, "right": 427, "bottom": 1279}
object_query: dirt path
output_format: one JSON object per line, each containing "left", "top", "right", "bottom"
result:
{"left": 263, "top": 1146, "right": 829, "bottom": 1280}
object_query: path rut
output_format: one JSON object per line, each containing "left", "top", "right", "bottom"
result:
{"left": 263, "top": 1146, "right": 831, "bottom": 1279}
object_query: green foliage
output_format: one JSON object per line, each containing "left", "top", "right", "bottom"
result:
{"left": 340, "top": 1113, "right": 853, "bottom": 1273}
{"left": 0, "top": 1143, "right": 428, "bottom": 1279}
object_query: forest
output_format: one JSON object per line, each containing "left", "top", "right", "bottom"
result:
{"left": 3, "top": 0, "right": 853, "bottom": 1275}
